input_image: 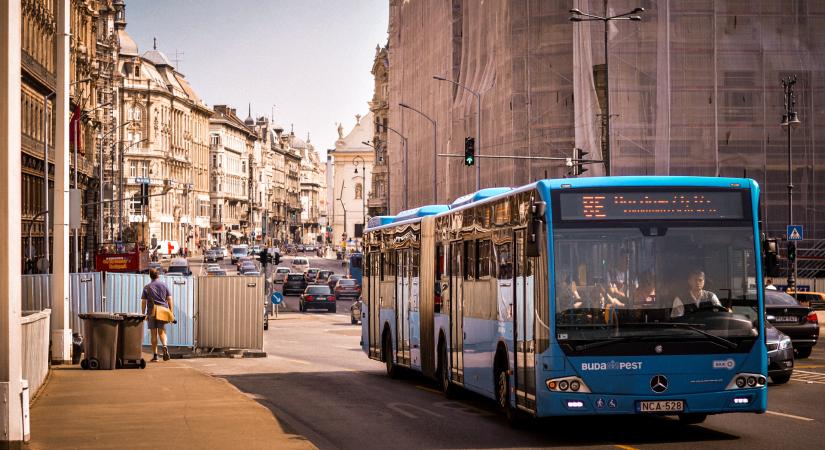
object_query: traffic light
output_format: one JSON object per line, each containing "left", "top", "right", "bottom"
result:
{"left": 763, "top": 237, "right": 779, "bottom": 277}
{"left": 464, "top": 137, "right": 475, "bottom": 166}
{"left": 273, "top": 252, "right": 280, "bottom": 265}
{"left": 788, "top": 242, "right": 797, "bottom": 263}
{"left": 258, "top": 251, "right": 269, "bottom": 267}
{"left": 140, "top": 183, "right": 150, "bottom": 205}
{"left": 572, "top": 148, "right": 589, "bottom": 176}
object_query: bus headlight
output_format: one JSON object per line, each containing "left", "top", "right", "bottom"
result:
{"left": 726, "top": 373, "right": 766, "bottom": 390}
{"left": 546, "top": 376, "right": 590, "bottom": 393}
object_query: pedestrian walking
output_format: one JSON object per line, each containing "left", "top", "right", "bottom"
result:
{"left": 141, "top": 268, "right": 175, "bottom": 361}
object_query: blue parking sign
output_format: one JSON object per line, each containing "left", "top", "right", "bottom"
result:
{"left": 787, "top": 225, "right": 803, "bottom": 241}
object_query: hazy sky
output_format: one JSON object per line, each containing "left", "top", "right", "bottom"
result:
{"left": 125, "top": 0, "right": 389, "bottom": 155}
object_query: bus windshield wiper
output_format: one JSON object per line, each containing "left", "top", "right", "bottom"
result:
{"left": 621, "top": 322, "right": 738, "bottom": 350}
{"left": 573, "top": 336, "right": 634, "bottom": 351}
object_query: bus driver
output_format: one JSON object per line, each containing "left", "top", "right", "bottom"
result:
{"left": 670, "top": 269, "right": 724, "bottom": 318}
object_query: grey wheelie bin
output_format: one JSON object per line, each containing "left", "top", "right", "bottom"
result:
{"left": 116, "top": 313, "right": 147, "bottom": 369}
{"left": 78, "top": 313, "right": 123, "bottom": 370}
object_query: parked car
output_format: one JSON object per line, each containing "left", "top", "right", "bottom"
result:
{"left": 148, "top": 262, "right": 164, "bottom": 274}
{"left": 167, "top": 258, "right": 192, "bottom": 276}
{"left": 788, "top": 291, "right": 825, "bottom": 311}
{"left": 300, "top": 284, "right": 336, "bottom": 313}
{"left": 250, "top": 245, "right": 262, "bottom": 255}
{"left": 766, "top": 322, "right": 794, "bottom": 384}
{"left": 350, "top": 298, "right": 362, "bottom": 325}
{"left": 333, "top": 278, "right": 361, "bottom": 300}
{"left": 204, "top": 249, "right": 220, "bottom": 263}
{"left": 273, "top": 267, "right": 291, "bottom": 284}
{"left": 317, "top": 270, "right": 333, "bottom": 283}
{"left": 231, "top": 244, "right": 249, "bottom": 264}
{"left": 304, "top": 244, "right": 316, "bottom": 252}
{"left": 283, "top": 273, "right": 308, "bottom": 296}
{"left": 305, "top": 268, "right": 321, "bottom": 282}
{"left": 291, "top": 257, "right": 309, "bottom": 273}
{"left": 765, "top": 290, "right": 819, "bottom": 358}
{"left": 327, "top": 274, "right": 342, "bottom": 291}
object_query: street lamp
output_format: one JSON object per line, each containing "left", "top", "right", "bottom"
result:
{"left": 399, "top": 102, "right": 438, "bottom": 204}
{"left": 781, "top": 75, "right": 801, "bottom": 291}
{"left": 570, "top": 2, "right": 643, "bottom": 176}
{"left": 433, "top": 75, "right": 481, "bottom": 190}
{"left": 376, "top": 122, "right": 409, "bottom": 211}
{"left": 353, "top": 155, "right": 367, "bottom": 241}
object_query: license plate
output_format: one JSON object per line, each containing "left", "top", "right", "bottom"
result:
{"left": 638, "top": 400, "right": 684, "bottom": 412}
{"left": 774, "top": 316, "right": 798, "bottom": 323}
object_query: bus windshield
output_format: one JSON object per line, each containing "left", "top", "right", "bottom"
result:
{"left": 553, "top": 224, "right": 759, "bottom": 355}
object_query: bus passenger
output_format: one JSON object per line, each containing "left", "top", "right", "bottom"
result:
{"left": 632, "top": 272, "right": 656, "bottom": 307}
{"left": 556, "top": 273, "right": 583, "bottom": 310}
{"left": 670, "top": 269, "right": 724, "bottom": 318}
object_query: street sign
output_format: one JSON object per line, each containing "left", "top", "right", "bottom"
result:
{"left": 270, "top": 292, "right": 284, "bottom": 305}
{"left": 787, "top": 225, "right": 803, "bottom": 241}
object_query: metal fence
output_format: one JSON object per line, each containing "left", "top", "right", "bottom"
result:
{"left": 197, "top": 275, "right": 264, "bottom": 351}
{"left": 22, "top": 273, "right": 104, "bottom": 332}
{"left": 104, "top": 273, "right": 196, "bottom": 348}
{"left": 21, "top": 309, "right": 51, "bottom": 399}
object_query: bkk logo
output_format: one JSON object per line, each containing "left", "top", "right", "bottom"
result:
{"left": 712, "top": 359, "right": 736, "bottom": 370}
{"left": 581, "top": 361, "right": 643, "bottom": 371}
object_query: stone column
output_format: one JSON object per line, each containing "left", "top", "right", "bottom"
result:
{"left": 0, "top": 1, "right": 25, "bottom": 443}
{"left": 50, "top": 0, "right": 72, "bottom": 364}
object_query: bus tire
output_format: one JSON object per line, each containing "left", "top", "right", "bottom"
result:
{"left": 383, "top": 332, "right": 398, "bottom": 379}
{"left": 496, "top": 366, "right": 518, "bottom": 424}
{"left": 438, "top": 340, "right": 456, "bottom": 398}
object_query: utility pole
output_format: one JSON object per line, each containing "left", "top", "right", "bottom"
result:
{"left": 781, "top": 75, "right": 801, "bottom": 291}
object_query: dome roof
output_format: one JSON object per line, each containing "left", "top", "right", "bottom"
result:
{"left": 117, "top": 29, "right": 139, "bottom": 56}
{"left": 143, "top": 49, "right": 172, "bottom": 67}
{"left": 291, "top": 136, "right": 307, "bottom": 149}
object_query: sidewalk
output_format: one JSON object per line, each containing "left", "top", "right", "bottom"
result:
{"left": 28, "top": 359, "right": 315, "bottom": 450}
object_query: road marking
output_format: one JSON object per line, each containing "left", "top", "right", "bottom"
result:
{"left": 270, "top": 356, "right": 311, "bottom": 365}
{"left": 387, "top": 402, "right": 445, "bottom": 419}
{"left": 795, "top": 364, "right": 825, "bottom": 369}
{"left": 415, "top": 385, "right": 442, "bottom": 395}
{"left": 791, "top": 370, "right": 825, "bottom": 385}
{"left": 613, "top": 445, "right": 639, "bottom": 450}
{"left": 766, "top": 410, "right": 815, "bottom": 421}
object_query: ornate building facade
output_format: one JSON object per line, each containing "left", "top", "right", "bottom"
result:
{"left": 330, "top": 113, "right": 374, "bottom": 247}
{"left": 368, "top": 43, "right": 389, "bottom": 217}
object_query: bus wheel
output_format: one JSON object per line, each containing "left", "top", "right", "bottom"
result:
{"left": 383, "top": 334, "right": 398, "bottom": 379}
{"left": 438, "top": 342, "right": 455, "bottom": 398}
{"left": 496, "top": 368, "right": 515, "bottom": 421}
{"left": 678, "top": 413, "right": 707, "bottom": 425}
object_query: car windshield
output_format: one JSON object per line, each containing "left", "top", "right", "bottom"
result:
{"left": 338, "top": 279, "right": 356, "bottom": 286}
{"left": 293, "top": 259, "right": 307, "bottom": 265}
{"left": 765, "top": 291, "right": 800, "bottom": 306}
{"left": 277, "top": 269, "right": 290, "bottom": 273}
{"left": 306, "top": 286, "right": 331, "bottom": 295}
{"left": 167, "top": 266, "right": 189, "bottom": 274}
{"left": 232, "top": 248, "right": 247, "bottom": 255}
{"left": 554, "top": 223, "right": 759, "bottom": 355}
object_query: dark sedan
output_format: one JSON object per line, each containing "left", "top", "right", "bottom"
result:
{"left": 238, "top": 261, "right": 258, "bottom": 274}
{"left": 766, "top": 322, "right": 794, "bottom": 384}
{"left": 204, "top": 249, "right": 220, "bottom": 263}
{"left": 327, "top": 274, "right": 342, "bottom": 291}
{"left": 300, "top": 284, "right": 336, "bottom": 313}
{"left": 334, "top": 278, "right": 361, "bottom": 300}
{"left": 765, "top": 290, "right": 819, "bottom": 358}
{"left": 283, "top": 273, "right": 308, "bottom": 296}
{"left": 305, "top": 268, "right": 321, "bottom": 282}
{"left": 317, "top": 270, "right": 333, "bottom": 283}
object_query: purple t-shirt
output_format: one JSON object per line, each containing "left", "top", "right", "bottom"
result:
{"left": 142, "top": 279, "right": 170, "bottom": 314}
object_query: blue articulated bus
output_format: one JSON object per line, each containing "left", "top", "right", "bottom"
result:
{"left": 348, "top": 252, "right": 364, "bottom": 287}
{"left": 361, "top": 176, "right": 767, "bottom": 423}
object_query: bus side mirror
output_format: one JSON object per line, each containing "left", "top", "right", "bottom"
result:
{"left": 525, "top": 201, "right": 546, "bottom": 258}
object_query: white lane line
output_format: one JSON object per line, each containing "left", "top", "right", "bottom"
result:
{"left": 766, "top": 410, "right": 815, "bottom": 421}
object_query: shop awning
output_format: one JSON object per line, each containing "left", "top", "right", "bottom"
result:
{"left": 228, "top": 231, "right": 243, "bottom": 238}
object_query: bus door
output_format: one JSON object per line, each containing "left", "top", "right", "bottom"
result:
{"left": 449, "top": 241, "right": 464, "bottom": 384}
{"left": 396, "top": 249, "right": 411, "bottom": 366}
{"left": 368, "top": 252, "right": 381, "bottom": 359}
{"left": 513, "top": 229, "right": 536, "bottom": 411}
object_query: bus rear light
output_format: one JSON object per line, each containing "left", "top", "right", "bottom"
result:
{"left": 726, "top": 373, "right": 766, "bottom": 390}
{"left": 546, "top": 376, "right": 590, "bottom": 393}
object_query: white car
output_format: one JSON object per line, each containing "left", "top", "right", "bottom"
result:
{"left": 273, "top": 267, "right": 291, "bottom": 283}
{"left": 291, "top": 257, "right": 309, "bottom": 273}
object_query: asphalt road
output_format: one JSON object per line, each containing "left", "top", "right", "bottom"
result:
{"left": 179, "top": 254, "right": 825, "bottom": 449}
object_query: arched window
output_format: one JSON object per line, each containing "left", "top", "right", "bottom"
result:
{"left": 355, "top": 183, "right": 363, "bottom": 200}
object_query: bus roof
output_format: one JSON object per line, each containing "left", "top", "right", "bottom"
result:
{"left": 450, "top": 187, "right": 513, "bottom": 208}
{"left": 392, "top": 205, "right": 450, "bottom": 223}
{"left": 367, "top": 216, "right": 396, "bottom": 228}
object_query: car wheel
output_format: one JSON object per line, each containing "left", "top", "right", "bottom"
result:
{"left": 771, "top": 372, "right": 792, "bottom": 384}
{"left": 351, "top": 316, "right": 358, "bottom": 325}
{"left": 795, "top": 347, "right": 812, "bottom": 359}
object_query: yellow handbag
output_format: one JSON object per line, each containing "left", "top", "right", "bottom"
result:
{"left": 153, "top": 305, "right": 176, "bottom": 323}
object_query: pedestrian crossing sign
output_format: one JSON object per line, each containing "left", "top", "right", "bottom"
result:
{"left": 787, "top": 225, "right": 803, "bottom": 241}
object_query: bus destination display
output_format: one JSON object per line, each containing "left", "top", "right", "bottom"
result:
{"left": 559, "top": 191, "right": 744, "bottom": 221}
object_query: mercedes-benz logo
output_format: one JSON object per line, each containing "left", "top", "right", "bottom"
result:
{"left": 654, "top": 345, "right": 663, "bottom": 354}
{"left": 651, "top": 375, "right": 668, "bottom": 393}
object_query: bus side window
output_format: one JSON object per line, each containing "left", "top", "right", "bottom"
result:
{"left": 435, "top": 244, "right": 443, "bottom": 313}
{"left": 464, "top": 240, "right": 475, "bottom": 281}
